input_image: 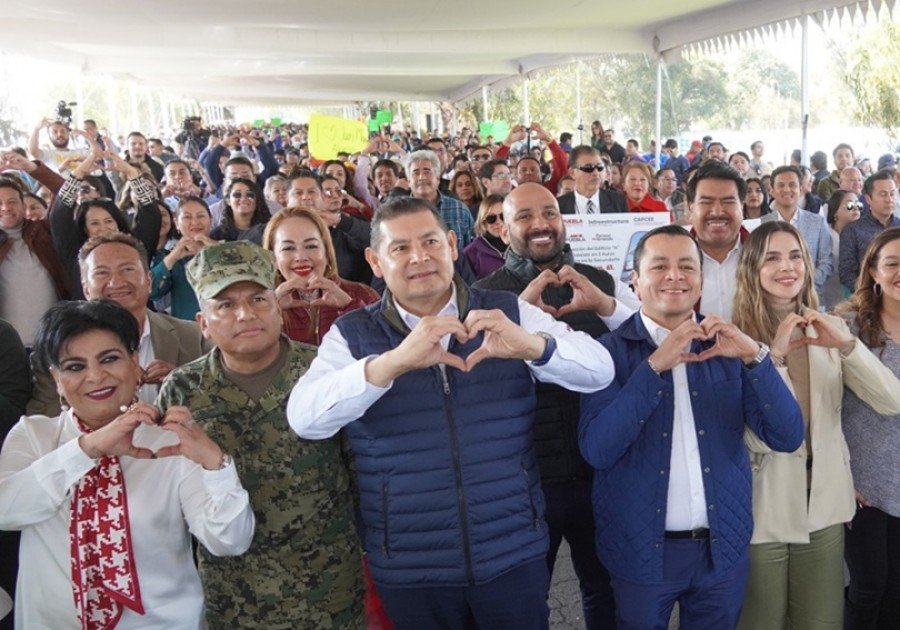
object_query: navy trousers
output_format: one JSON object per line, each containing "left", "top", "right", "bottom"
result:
{"left": 610, "top": 538, "right": 749, "bottom": 630}
{"left": 376, "top": 558, "right": 550, "bottom": 630}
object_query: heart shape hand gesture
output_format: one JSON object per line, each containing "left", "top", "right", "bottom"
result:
{"left": 77, "top": 401, "right": 161, "bottom": 460}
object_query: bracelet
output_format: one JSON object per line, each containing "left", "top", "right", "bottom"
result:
{"left": 647, "top": 357, "right": 661, "bottom": 376}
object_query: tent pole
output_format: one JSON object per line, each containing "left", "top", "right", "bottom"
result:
{"left": 413, "top": 102, "right": 421, "bottom": 136}
{"left": 576, "top": 61, "right": 583, "bottom": 145}
{"left": 800, "top": 12, "right": 810, "bottom": 167}
{"left": 522, "top": 75, "right": 530, "bottom": 128}
{"left": 655, "top": 56, "right": 662, "bottom": 169}
{"left": 482, "top": 85, "right": 489, "bottom": 122}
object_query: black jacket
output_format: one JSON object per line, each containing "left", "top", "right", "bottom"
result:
{"left": 558, "top": 189, "right": 629, "bottom": 215}
{"left": 474, "top": 247, "right": 615, "bottom": 483}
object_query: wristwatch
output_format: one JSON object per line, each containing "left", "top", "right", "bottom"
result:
{"left": 532, "top": 332, "right": 557, "bottom": 366}
{"left": 746, "top": 343, "right": 770, "bottom": 368}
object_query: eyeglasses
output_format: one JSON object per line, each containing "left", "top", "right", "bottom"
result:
{"left": 845, "top": 201, "right": 863, "bottom": 210}
{"left": 323, "top": 189, "right": 342, "bottom": 197}
{"left": 483, "top": 214, "right": 502, "bottom": 225}
{"left": 576, "top": 164, "right": 605, "bottom": 173}
{"left": 230, "top": 191, "right": 256, "bottom": 200}
{"left": 492, "top": 172, "right": 511, "bottom": 180}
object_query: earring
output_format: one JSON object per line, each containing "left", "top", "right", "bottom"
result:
{"left": 59, "top": 393, "right": 70, "bottom": 413}
{"left": 874, "top": 282, "right": 883, "bottom": 297}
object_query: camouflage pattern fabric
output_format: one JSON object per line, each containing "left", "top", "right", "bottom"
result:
{"left": 158, "top": 340, "right": 364, "bottom": 629}
{"left": 186, "top": 240, "right": 278, "bottom": 301}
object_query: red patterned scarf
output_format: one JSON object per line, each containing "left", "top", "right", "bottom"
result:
{"left": 70, "top": 416, "right": 144, "bottom": 629}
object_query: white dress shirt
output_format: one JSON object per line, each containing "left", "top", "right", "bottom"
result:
{"left": 138, "top": 314, "right": 157, "bottom": 403}
{"left": 640, "top": 310, "right": 709, "bottom": 531}
{"left": 0, "top": 411, "right": 255, "bottom": 629}
{"left": 574, "top": 190, "right": 602, "bottom": 214}
{"left": 287, "top": 284, "right": 615, "bottom": 439}
{"left": 699, "top": 239, "right": 742, "bottom": 321}
{"left": 606, "top": 279, "right": 641, "bottom": 328}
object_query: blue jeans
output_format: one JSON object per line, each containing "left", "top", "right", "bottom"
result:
{"left": 376, "top": 558, "right": 550, "bottom": 630}
{"left": 543, "top": 479, "right": 616, "bottom": 629}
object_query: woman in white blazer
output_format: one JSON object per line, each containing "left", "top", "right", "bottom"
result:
{"left": 732, "top": 221, "right": 900, "bottom": 630}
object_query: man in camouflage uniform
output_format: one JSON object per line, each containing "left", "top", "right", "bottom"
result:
{"left": 157, "top": 241, "right": 363, "bottom": 629}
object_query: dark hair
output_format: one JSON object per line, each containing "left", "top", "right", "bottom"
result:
{"left": 728, "top": 151, "right": 751, "bottom": 165}
{"left": 321, "top": 160, "right": 357, "bottom": 197}
{"left": 559, "top": 132, "right": 573, "bottom": 144}
{"left": 478, "top": 158, "right": 507, "bottom": 181}
{"left": 864, "top": 169, "right": 895, "bottom": 196}
{"left": 373, "top": 159, "right": 400, "bottom": 176}
{"left": 568, "top": 145, "right": 601, "bottom": 169}
{"left": 33, "top": 300, "right": 140, "bottom": 373}
{"left": 176, "top": 195, "right": 211, "bottom": 217}
{"left": 686, "top": 161, "right": 747, "bottom": 202}
{"left": 287, "top": 169, "right": 320, "bottom": 188}
{"left": 833, "top": 143, "right": 854, "bottom": 158}
{"left": 811, "top": 151, "right": 828, "bottom": 170}
{"left": 223, "top": 177, "right": 269, "bottom": 230}
{"left": 224, "top": 155, "right": 254, "bottom": 176}
{"left": 632, "top": 224, "right": 703, "bottom": 275}
{"left": 771, "top": 165, "right": 802, "bottom": 184}
{"left": 826, "top": 189, "right": 857, "bottom": 226}
{"left": 164, "top": 158, "right": 191, "bottom": 172}
{"left": 79, "top": 232, "right": 150, "bottom": 278}
{"left": 126, "top": 131, "right": 147, "bottom": 141}
{"left": 371, "top": 196, "right": 448, "bottom": 250}
{"left": 75, "top": 198, "right": 130, "bottom": 237}
{"left": 24, "top": 191, "right": 48, "bottom": 209}
{"left": 0, "top": 177, "right": 25, "bottom": 199}
{"left": 743, "top": 177, "right": 771, "bottom": 218}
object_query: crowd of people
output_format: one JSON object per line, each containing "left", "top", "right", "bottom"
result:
{"left": 1, "top": 112, "right": 899, "bottom": 630}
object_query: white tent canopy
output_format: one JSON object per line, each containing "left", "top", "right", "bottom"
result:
{"left": 1, "top": 0, "right": 887, "bottom": 106}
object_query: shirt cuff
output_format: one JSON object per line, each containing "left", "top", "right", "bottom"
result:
{"left": 201, "top": 458, "right": 244, "bottom": 500}
{"left": 599, "top": 300, "right": 635, "bottom": 330}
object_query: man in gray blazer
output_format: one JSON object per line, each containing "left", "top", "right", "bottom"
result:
{"left": 761, "top": 165, "right": 833, "bottom": 298}
{"left": 27, "top": 232, "right": 209, "bottom": 415}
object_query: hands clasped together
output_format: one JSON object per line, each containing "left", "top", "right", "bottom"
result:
{"left": 78, "top": 402, "right": 225, "bottom": 470}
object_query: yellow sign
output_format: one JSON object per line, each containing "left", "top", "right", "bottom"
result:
{"left": 308, "top": 113, "right": 369, "bottom": 160}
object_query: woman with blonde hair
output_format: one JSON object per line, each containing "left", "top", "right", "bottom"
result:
{"left": 836, "top": 227, "right": 900, "bottom": 628}
{"left": 621, "top": 162, "right": 668, "bottom": 213}
{"left": 262, "top": 206, "right": 378, "bottom": 345}
{"left": 732, "top": 221, "right": 900, "bottom": 629}
{"left": 463, "top": 193, "right": 507, "bottom": 279}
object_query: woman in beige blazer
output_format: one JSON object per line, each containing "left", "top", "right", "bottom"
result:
{"left": 732, "top": 221, "right": 900, "bottom": 630}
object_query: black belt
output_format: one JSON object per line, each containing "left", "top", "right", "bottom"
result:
{"left": 664, "top": 528, "right": 709, "bottom": 540}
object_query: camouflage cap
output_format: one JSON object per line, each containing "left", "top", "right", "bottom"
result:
{"left": 187, "top": 241, "right": 277, "bottom": 301}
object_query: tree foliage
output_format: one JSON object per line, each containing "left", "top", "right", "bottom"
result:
{"left": 832, "top": 19, "right": 900, "bottom": 141}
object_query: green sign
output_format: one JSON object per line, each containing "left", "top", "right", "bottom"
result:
{"left": 368, "top": 119, "right": 381, "bottom": 133}
{"left": 270, "top": 117, "right": 282, "bottom": 126}
{"left": 252, "top": 119, "right": 265, "bottom": 128}
{"left": 479, "top": 120, "right": 509, "bottom": 141}
{"left": 375, "top": 109, "right": 393, "bottom": 126}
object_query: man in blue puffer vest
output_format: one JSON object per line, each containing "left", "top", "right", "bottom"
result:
{"left": 579, "top": 224, "right": 804, "bottom": 629}
{"left": 288, "top": 196, "right": 615, "bottom": 629}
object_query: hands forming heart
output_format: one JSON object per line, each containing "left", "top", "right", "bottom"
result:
{"left": 366, "top": 310, "right": 546, "bottom": 386}
{"left": 647, "top": 315, "right": 761, "bottom": 373}
{"left": 78, "top": 403, "right": 224, "bottom": 470}
{"left": 521, "top": 266, "right": 617, "bottom": 318}
{"left": 275, "top": 273, "right": 352, "bottom": 310}
{"left": 770, "top": 309, "right": 856, "bottom": 361}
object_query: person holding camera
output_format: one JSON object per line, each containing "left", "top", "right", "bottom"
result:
{"left": 28, "top": 113, "right": 88, "bottom": 176}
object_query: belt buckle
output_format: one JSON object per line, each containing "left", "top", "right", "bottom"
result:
{"left": 690, "top": 528, "right": 708, "bottom": 540}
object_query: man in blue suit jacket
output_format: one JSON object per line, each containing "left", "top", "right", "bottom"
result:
{"left": 579, "top": 224, "right": 804, "bottom": 629}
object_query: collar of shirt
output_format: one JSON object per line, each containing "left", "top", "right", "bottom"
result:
{"left": 574, "top": 189, "right": 600, "bottom": 212}
{"left": 393, "top": 283, "right": 460, "bottom": 333}
{"left": 775, "top": 206, "right": 801, "bottom": 226}
{"left": 639, "top": 308, "right": 696, "bottom": 349}
{"left": 700, "top": 237, "right": 742, "bottom": 266}
{"left": 139, "top": 314, "right": 151, "bottom": 351}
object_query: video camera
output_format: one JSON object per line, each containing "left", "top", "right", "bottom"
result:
{"left": 55, "top": 101, "right": 76, "bottom": 126}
